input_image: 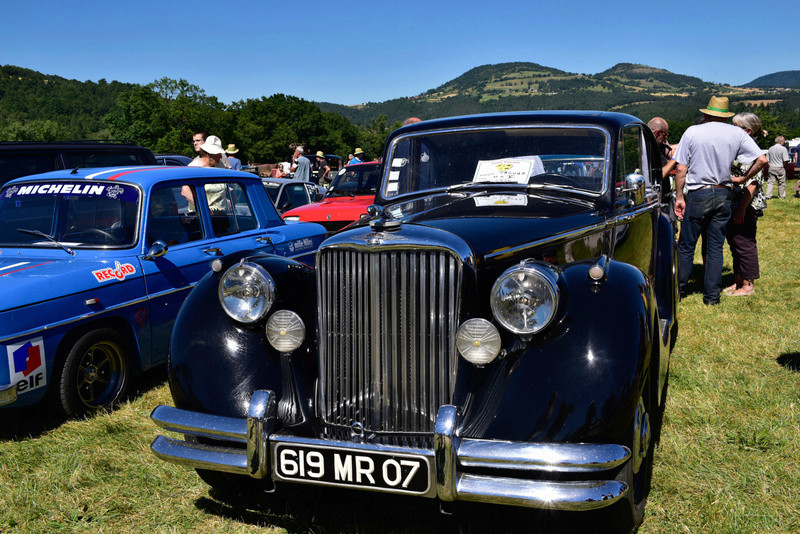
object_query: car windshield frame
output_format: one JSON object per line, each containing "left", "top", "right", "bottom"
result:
{"left": 0, "top": 181, "right": 142, "bottom": 250}
{"left": 380, "top": 124, "right": 611, "bottom": 201}
{"left": 326, "top": 164, "right": 381, "bottom": 198}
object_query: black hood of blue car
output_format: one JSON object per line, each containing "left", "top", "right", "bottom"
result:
{"left": 361, "top": 191, "right": 605, "bottom": 260}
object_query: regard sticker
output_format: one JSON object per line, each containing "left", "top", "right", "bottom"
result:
{"left": 92, "top": 261, "right": 136, "bottom": 283}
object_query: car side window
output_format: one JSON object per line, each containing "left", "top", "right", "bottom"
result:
{"left": 618, "top": 125, "right": 651, "bottom": 188}
{"left": 147, "top": 185, "right": 203, "bottom": 247}
{"left": 205, "top": 182, "right": 258, "bottom": 237}
{"left": 286, "top": 184, "right": 309, "bottom": 209}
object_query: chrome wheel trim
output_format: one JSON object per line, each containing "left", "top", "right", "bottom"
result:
{"left": 632, "top": 396, "right": 651, "bottom": 474}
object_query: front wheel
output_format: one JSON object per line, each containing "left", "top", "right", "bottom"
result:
{"left": 55, "top": 328, "right": 130, "bottom": 416}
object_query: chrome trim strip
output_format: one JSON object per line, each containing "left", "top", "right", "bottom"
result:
{"left": 246, "top": 390, "right": 276, "bottom": 478}
{"left": 150, "top": 405, "right": 247, "bottom": 443}
{"left": 483, "top": 221, "right": 607, "bottom": 262}
{"left": 456, "top": 474, "right": 628, "bottom": 511}
{"left": 151, "top": 435, "right": 249, "bottom": 475}
{"left": 457, "top": 439, "right": 631, "bottom": 473}
{"left": 0, "top": 293, "right": 154, "bottom": 344}
{"left": 434, "top": 405, "right": 459, "bottom": 501}
{"left": 609, "top": 200, "right": 658, "bottom": 225}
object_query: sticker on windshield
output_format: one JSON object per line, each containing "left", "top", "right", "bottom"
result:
{"left": 4, "top": 183, "right": 138, "bottom": 202}
{"left": 473, "top": 159, "right": 533, "bottom": 184}
{"left": 391, "top": 158, "right": 408, "bottom": 168}
{"left": 474, "top": 194, "right": 528, "bottom": 207}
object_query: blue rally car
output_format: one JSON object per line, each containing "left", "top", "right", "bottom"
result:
{"left": 0, "top": 166, "right": 326, "bottom": 415}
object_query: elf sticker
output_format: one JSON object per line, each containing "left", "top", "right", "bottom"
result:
{"left": 5, "top": 338, "right": 47, "bottom": 393}
{"left": 92, "top": 261, "right": 136, "bottom": 283}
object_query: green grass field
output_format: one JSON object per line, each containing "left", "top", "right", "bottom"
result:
{"left": 1, "top": 194, "right": 799, "bottom": 533}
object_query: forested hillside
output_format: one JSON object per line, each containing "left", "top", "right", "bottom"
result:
{"left": 3, "top": 62, "right": 800, "bottom": 160}
{"left": 743, "top": 70, "right": 800, "bottom": 89}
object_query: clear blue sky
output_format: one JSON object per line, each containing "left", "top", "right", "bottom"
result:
{"left": 2, "top": 0, "right": 795, "bottom": 106}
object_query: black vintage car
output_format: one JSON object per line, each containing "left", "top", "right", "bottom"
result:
{"left": 151, "top": 111, "right": 678, "bottom": 530}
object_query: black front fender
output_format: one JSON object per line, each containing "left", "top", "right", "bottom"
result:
{"left": 459, "top": 260, "right": 653, "bottom": 444}
{"left": 168, "top": 254, "right": 317, "bottom": 419}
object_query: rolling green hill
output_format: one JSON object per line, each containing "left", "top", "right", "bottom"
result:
{"left": 743, "top": 70, "right": 800, "bottom": 89}
{"left": 316, "top": 62, "right": 795, "bottom": 126}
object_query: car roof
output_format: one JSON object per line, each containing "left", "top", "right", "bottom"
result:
{"left": 392, "top": 111, "right": 643, "bottom": 135}
{"left": 3, "top": 166, "right": 262, "bottom": 189}
{"left": 261, "top": 177, "right": 312, "bottom": 185}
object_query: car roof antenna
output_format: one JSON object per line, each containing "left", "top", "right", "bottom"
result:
{"left": 70, "top": 167, "right": 80, "bottom": 174}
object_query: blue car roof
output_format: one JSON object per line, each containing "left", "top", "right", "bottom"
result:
{"left": 3, "top": 166, "right": 261, "bottom": 189}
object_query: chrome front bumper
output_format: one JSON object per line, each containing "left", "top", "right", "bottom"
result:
{"left": 151, "top": 390, "right": 630, "bottom": 511}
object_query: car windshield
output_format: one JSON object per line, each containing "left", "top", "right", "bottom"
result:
{"left": 327, "top": 164, "right": 381, "bottom": 197}
{"left": 0, "top": 181, "right": 140, "bottom": 249}
{"left": 383, "top": 126, "right": 608, "bottom": 198}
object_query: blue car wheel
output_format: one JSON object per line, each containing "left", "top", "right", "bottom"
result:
{"left": 56, "top": 329, "right": 130, "bottom": 416}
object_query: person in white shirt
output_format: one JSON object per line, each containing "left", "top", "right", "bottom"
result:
{"left": 765, "top": 136, "right": 790, "bottom": 199}
{"left": 673, "top": 96, "right": 766, "bottom": 305}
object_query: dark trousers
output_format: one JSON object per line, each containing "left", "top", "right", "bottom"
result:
{"left": 678, "top": 188, "right": 732, "bottom": 304}
{"left": 727, "top": 205, "right": 759, "bottom": 281}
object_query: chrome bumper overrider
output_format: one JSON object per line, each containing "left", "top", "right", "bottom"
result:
{"left": 151, "top": 390, "right": 630, "bottom": 511}
{"left": 0, "top": 384, "right": 17, "bottom": 407}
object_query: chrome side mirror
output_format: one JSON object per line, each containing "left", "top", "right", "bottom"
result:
{"left": 623, "top": 173, "right": 646, "bottom": 205}
{"left": 144, "top": 240, "right": 169, "bottom": 260}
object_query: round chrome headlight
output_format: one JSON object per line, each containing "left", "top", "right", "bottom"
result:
{"left": 218, "top": 262, "right": 276, "bottom": 323}
{"left": 456, "top": 318, "right": 502, "bottom": 365}
{"left": 266, "top": 310, "right": 306, "bottom": 352}
{"left": 490, "top": 261, "right": 559, "bottom": 334}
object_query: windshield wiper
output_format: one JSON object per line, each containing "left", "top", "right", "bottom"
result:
{"left": 17, "top": 228, "right": 75, "bottom": 256}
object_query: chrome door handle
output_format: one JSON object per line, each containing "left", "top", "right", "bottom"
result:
{"left": 203, "top": 247, "right": 223, "bottom": 256}
{"left": 256, "top": 236, "right": 273, "bottom": 244}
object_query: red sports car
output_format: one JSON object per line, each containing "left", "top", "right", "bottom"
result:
{"left": 282, "top": 161, "right": 381, "bottom": 234}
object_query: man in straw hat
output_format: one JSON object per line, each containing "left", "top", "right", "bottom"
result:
{"left": 673, "top": 96, "right": 767, "bottom": 305}
{"left": 349, "top": 148, "right": 364, "bottom": 165}
{"left": 226, "top": 144, "right": 242, "bottom": 170}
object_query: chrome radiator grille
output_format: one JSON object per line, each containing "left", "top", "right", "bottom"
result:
{"left": 317, "top": 247, "right": 461, "bottom": 435}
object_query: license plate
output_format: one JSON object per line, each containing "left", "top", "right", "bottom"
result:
{"left": 272, "top": 443, "right": 431, "bottom": 494}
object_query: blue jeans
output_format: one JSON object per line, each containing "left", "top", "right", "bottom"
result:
{"left": 678, "top": 188, "right": 733, "bottom": 304}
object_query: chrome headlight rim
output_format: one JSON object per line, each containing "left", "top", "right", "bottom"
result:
{"left": 490, "top": 260, "right": 560, "bottom": 335}
{"left": 218, "top": 261, "right": 276, "bottom": 324}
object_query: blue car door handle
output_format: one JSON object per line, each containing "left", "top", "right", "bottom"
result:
{"left": 203, "top": 247, "right": 223, "bottom": 256}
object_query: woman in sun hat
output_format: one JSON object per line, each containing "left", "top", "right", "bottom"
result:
{"left": 188, "top": 135, "right": 231, "bottom": 169}
{"left": 225, "top": 144, "right": 242, "bottom": 170}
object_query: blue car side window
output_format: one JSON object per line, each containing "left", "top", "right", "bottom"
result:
{"left": 147, "top": 185, "right": 203, "bottom": 246}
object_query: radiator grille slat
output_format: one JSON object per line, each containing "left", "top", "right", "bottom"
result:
{"left": 318, "top": 247, "right": 461, "bottom": 435}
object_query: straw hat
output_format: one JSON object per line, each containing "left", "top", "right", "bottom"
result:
{"left": 699, "top": 96, "right": 734, "bottom": 118}
{"left": 354, "top": 148, "right": 364, "bottom": 156}
{"left": 316, "top": 151, "right": 325, "bottom": 158}
{"left": 199, "top": 135, "right": 226, "bottom": 155}
{"left": 225, "top": 144, "right": 239, "bottom": 154}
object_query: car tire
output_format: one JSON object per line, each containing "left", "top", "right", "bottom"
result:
{"left": 55, "top": 328, "right": 130, "bottom": 416}
{"left": 621, "top": 367, "right": 656, "bottom": 530}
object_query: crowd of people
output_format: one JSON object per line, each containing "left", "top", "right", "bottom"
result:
{"left": 655, "top": 95, "right": 797, "bottom": 304}
{"left": 188, "top": 130, "right": 367, "bottom": 185}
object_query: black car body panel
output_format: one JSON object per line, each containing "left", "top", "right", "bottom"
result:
{"left": 152, "top": 111, "right": 678, "bottom": 529}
